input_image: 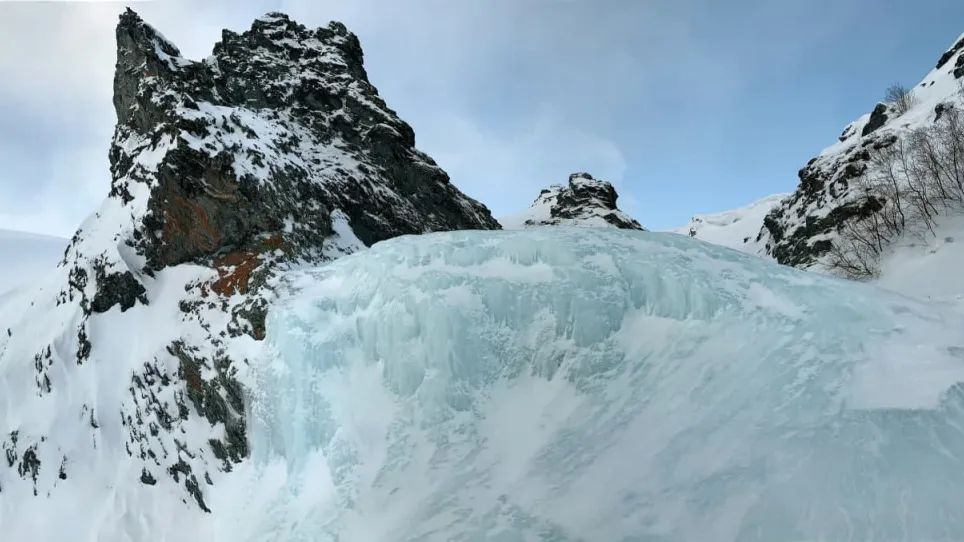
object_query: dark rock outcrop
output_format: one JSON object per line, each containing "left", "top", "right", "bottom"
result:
{"left": 936, "top": 33, "right": 964, "bottom": 79}
{"left": 0, "top": 8, "right": 499, "bottom": 512}
{"left": 937, "top": 35, "right": 964, "bottom": 71}
{"left": 502, "top": 172, "right": 643, "bottom": 230}
{"left": 861, "top": 103, "right": 890, "bottom": 137}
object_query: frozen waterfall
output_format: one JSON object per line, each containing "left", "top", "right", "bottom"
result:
{"left": 228, "top": 228, "right": 964, "bottom": 541}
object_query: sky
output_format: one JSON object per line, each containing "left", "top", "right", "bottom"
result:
{"left": 2, "top": 0, "right": 964, "bottom": 237}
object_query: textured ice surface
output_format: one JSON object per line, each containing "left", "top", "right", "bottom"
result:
{"left": 238, "top": 227, "right": 964, "bottom": 541}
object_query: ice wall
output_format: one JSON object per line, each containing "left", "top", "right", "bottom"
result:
{"left": 239, "top": 228, "right": 964, "bottom": 541}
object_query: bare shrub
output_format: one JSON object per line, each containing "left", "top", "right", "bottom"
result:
{"left": 826, "top": 201, "right": 889, "bottom": 279}
{"left": 884, "top": 83, "right": 916, "bottom": 114}
{"left": 827, "top": 106, "right": 964, "bottom": 278}
{"left": 825, "top": 181, "right": 894, "bottom": 279}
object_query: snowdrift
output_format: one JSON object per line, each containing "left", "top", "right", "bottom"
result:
{"left": 227, "top": 228, "right": 964, "bottom": 541}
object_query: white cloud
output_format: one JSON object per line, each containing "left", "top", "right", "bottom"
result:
{"left": 0, "top": 0, "right": 871, "bottom": 236}
{"left": 418, "top": 103, "right": 632, "bottom": 216}
{"left": 0, "top": 2, "right": 224, "bottom": 236}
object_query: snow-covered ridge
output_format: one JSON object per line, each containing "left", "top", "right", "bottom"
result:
{"left": 671, "top": 193, "right": 790, "bottom": 255}
{"left": 0, "top": 7, "right": 498, "bottom": 523}
{"left": 758, "top": 31, "right": 964, "bottom": 268}
{"left": 499, "top": 172, "right": 643, "bottom": 230}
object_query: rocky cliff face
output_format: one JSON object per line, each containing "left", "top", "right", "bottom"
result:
{"left": 757, "top": 32, "right": 964, "bottom": 269}
{"left": 499, "top": 172, "right": 643, "bottom": 230}
{"left": 0, "top": 8, "right": 497, "bottom": 515}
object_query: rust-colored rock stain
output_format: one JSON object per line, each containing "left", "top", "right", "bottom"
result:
{"left": 210, "top": 235, "right": 287, "bottom": 296}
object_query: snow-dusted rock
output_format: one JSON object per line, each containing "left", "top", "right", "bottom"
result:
{"left": 499, "top": 172, "right": 643, "bottom": 230}
{"left": 759, "top": 32, "right": 964, "bottom": 268}
{"left": 0, "top": 8, "right": 497, "bottom": 515}
{"left": 0, "top": 230, "right": 67, "bottom": 295}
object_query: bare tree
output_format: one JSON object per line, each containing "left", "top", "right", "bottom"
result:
{"left": 884, "top": 83, "right": 916, "bottom": 115}
{"left": 827, "top": 105, "right": 964, "bottom": 279}
{"left": 827, "top": 198, "right": 889, "bottom": 278}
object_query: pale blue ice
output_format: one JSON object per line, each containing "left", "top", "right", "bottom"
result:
{"left": 240, "top": 227, "right": 964, "bottom": 541}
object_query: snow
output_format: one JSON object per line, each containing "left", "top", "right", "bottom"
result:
{"left": 321, "top": 209, "right": 366, "bottom": 258}
{"left": 499, "top": 207, "right": 615, "bottom": 229}
{"left": 0, "top": 229, "right": 66, "bottom": 295}
{"left": 498, "top": 187, "right": 558, "bottom": 229}
{"left": 222, "top": 227, "right": 964, "bottom": 541}
{"left": 872, "top": 213, "right": 964, "bottom": 305}
{"left": 0, "top": 120, "right": 263, "bottom": 539}
{"left": 670, "top": 193, "right": 790, "bottom": 255}
{"left": 0, "top": 240, "right": 238, "bottom": 538}
{"left": 175, "top": 103, "right": 364, "bottom": 187}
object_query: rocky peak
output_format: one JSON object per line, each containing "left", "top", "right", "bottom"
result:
{"left": 0, "top": 9, "right": 497, "bottom": 516}
{"left": 500, "top": 172, "right": 643, "bottom": 230}
{"left": 107, "top": 8, "right": 496, "bottom": 271}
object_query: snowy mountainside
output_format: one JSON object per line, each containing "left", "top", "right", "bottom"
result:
{"left": 0, "top": 229, "right": 67, "bottom": 294}
{"left": 0, "top": 7, "right": 497, "bottom": 529}
{"left": 759, "top": 32, "right": 964, "bottom": 268}
{"left": 671, "top": 193, "right": 789, "bottom": 255}
{"left": 499, "top": 172, "right": 643, "bottom": 230}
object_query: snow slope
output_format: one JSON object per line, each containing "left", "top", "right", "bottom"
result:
{"left": 873, "top": 213, "right": 964, "bottom": 304}
{"left": 671, "top": 197, "right": 964, "bottom": 306}
{"left": 223, "top": 227, "right": 964, "bottom": 541}
{"left": 670, "top": 193, "right": 789, "bottom": 255}
{"left": 0, "top": 229, "right": 66, "bottom": 293}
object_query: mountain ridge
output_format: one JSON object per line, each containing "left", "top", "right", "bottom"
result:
{"left": 0, "top": 7, "right": 498, "bottom": 520}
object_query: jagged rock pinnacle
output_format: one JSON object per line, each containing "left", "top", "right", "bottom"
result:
{"left": 502, "top": 172, "right": 643, "bottom": 230}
